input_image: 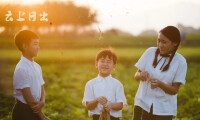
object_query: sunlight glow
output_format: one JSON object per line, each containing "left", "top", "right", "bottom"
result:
{"left": 19, "top": 0, "right": 43, "bottom": 5}
{"left": 0, "top": 0, "right": 200, "bottom": 35}
{"left": 0, "top": 0, "right": 46, "bottom": 5}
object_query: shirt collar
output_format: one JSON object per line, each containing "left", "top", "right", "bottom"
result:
{"left": 160, "top": 53, "right": 172, "bottom": 57}
{"left": 21, "top": 56, "right": 34, "bottom": 65}
{"left": 97, "top": 74, "right": 112, "bottom": 81}
{"left": 159, "top": 53, "right": 172, "bottom": 58}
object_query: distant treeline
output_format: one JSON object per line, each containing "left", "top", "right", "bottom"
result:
{"left": 0, "top": 35, "right": 200, "bottom": 49}
{"left": 0, "top": 1, "right": 97, "bottom": 36}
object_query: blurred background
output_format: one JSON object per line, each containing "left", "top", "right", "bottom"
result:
{"left": 0, "top": 0, "right": 200, "bottom": 119}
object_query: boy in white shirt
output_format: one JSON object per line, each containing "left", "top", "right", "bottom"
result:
{"left": 83, "top": 48, "right": 127, "bottom": 120}
{"left": 12, "top": 30, "right": 49, "bottom": 120}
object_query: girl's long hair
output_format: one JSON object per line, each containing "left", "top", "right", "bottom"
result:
{"left": 153, "top": 26, "right": 181, "bottom": 72}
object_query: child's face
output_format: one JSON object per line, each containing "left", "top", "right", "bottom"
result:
{"left": 157, "top": 33, "right": 177, "bottom": 55}
{"left": 95, "top": 56, "right": 116, "bottom": 77}
{"left": 23, "top": 39, "right": 40, "bottom": 58}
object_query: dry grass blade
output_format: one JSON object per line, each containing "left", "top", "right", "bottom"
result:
{"left": 99, "top": 107, "right": 110, "bottom": 120}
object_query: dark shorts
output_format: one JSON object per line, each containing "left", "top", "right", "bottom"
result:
{"left": 12, "top": 99, "right": 40, "bottom": 120}
{"left": 92, "top": 114, "right": 120, "bottom": 120}
{"left": 133, "top": 105, "right": 173, "bottom": 120}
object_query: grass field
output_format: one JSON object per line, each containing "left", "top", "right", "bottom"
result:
{"left": 0, "top": 34, "right": 200, "bottom": 119}
{"left": 1, "top": 34, "right": 200, "bottom": 49}
{"left": 0, "top": 47, "right": 200, "bottom": 62}
{"left": 0, "top": 46, "right": 200, "bottom": 120}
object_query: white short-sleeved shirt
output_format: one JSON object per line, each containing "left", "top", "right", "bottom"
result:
{"left": 82, "top": 74, "right": 127, "bottom": 118}
{"left": 134, "top": 47, "right": 187, "bottom": 116}
{"left": 13, "top": 56, "right": 45, "bottom": 104}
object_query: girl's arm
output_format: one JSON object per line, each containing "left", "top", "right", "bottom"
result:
{"left": 134, "top": 69, "right": 149, "bottom": 81}
{"left": 134, "top": 69, "right": 141, "bottom": 81}
{"left": 151, "top": 79, "right": 181, "bottom": 95}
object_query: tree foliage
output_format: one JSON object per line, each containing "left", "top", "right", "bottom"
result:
{"left": 0, "top": 2, "right": 97, "bottom": 27}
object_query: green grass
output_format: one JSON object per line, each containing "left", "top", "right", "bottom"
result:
{"left": 1, "top": 47, "right": 200, "bottom": 63}
{"left": 0, "top": 33, "right": 200, "bottom": 119}
{"left": 1, "top": 34, "right": 200, "bottom": 49}
{"left": 0, "top": 46, "right": 200, "bottom": 119}
{"left": 0, "top": 61, "right": 200, "bottom": 119}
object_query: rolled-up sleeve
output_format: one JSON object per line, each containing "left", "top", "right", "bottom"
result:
{"left": 39, "top": 66, "right": 45, "bottom": 86}
{"left": 135, "top": 48, "right": 152, "bottom": 71}
{"left": 82, "top": 82, "right": 94, "bottom": 106}
{"left": 116, "top": 83, "right": 127, "bottom": 105}
{"left": 173, "top": 61, "right": 187, "bottom": 85}
{"left": 13, "top": 68, "right": 31, "bottom": 89}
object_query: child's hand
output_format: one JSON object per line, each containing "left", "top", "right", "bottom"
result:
{"left": 150, "top": 79, "right": 161, "bottom": 89}
{"left": 96, "top": 96, "right": 107, "bottom": 105}
{"left": 140, "top": 71, "right": 150, "bottom": 81}
{"left": 31, "top": 101, "right": 44, "bottom": 113}
{"left": 104, "top": 104, "right": 112, "bottom": 112}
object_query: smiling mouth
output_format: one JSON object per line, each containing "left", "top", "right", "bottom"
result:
{"left": 102, "top": 68, "right": 108, "bottom": 69}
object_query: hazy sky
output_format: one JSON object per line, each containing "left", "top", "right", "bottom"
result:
{"left": 1, "top": 0, "right": 200, "bottom": 35}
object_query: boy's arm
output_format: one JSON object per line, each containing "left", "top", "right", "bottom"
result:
{"left": 22, "top": 87, "right": 44, "bottom": 112}
{"left": 110, "top": 102, "right": 123, "bottom": 110}
{"left": 105, "top": 82, "right": 127, "bottom": 112}
{"left": 22, "top": 87, "right": 37, "bottom": 108}
{"left": 86, "top": 99, "right": 98, "bottom": 110}
{"left": 22, "top": 87, "right": 48, "bottom": 120}
{"left": 104, "top": 102, "right": 123, "bottom": 111}
{"left": 40, "top": 85, "right": 45, "bottom": 103}
{"left": 32, "top": 85, "right": 45, "bottom": 112}
{"left": 86, "top": 96, "right": 108, "bottom": 110}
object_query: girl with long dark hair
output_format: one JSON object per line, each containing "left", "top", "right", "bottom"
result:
{"left": 133, "top": 26, "right": 187, "bottom": 120}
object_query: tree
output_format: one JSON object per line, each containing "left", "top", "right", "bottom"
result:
{"left": 0, "top": 1, "right": 97, "bottom": 35}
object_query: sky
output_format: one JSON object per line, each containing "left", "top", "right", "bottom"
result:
{"left": 0, "top": 0, "right": 200, "bottom": 35}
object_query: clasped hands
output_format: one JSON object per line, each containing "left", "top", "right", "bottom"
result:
{"left": 95, "top": 96, "right": 112, "bottom": 112}
{"left": 31, "top": 101, "right": 50, "bottom": 120}
{"left": 140, "top": 71, "right": 161, "bottom": 89}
